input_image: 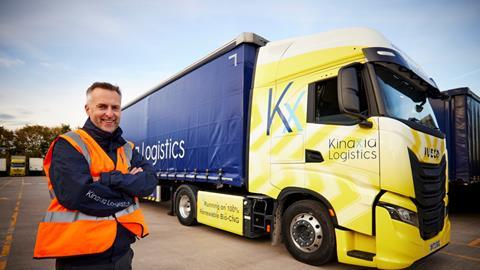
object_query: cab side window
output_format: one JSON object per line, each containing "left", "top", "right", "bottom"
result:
{"left": 307, "top": 76, "right": 368, "bottom": 124}
{"left": 314, "top": 77, "right": 340, "bottom": 120}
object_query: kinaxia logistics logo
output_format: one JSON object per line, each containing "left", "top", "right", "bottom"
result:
{"left": 328, "top": 138, "right": 378, "bottom": 162}
{"left": 266, "top": 82, "right": 305, "bottom": 135}
{"left": 135, "top": 138, "right": 186, "bottom": 165}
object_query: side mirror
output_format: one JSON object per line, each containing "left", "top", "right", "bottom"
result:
{"left": 337, "top": 65, "right": 372, "bottom": 128}
{"left": 338, "top": 66, "right": 361, "bottom": 113}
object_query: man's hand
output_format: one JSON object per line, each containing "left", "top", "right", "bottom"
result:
{"left": 129, "top": 167, "right": 144, "bottom": 175}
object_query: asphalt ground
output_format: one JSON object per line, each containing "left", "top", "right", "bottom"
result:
{"left": 0, "top": 176, "right": 479, "bottom": 270}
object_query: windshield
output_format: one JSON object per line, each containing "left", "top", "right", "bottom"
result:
{"left": 11, "top": 163, "right": 25, "bottom": 168}
{"left": 375, "top": 64, "right": 438, "bottom": 130}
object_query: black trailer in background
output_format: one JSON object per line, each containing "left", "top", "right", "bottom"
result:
{"left": 430, "top": 87, "right": 480, "bottom": 185}
{"left": 430, "top": 87, "right": 480, "bottom": 210}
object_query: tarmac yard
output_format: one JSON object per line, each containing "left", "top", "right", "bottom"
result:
{"left": 0, "top": 176, "right": 479, "bottom": 270}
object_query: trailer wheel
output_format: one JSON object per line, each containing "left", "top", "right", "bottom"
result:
{"left": 282, "top": 200, "right": 336, "bottom": 265}
{"left": 175, "top": 185, "right": 198, "bottom": 226}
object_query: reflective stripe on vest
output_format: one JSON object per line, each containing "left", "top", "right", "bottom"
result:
{"left": 63, "top": 131, "right": 132, "bottom": 169}
{"left": 43, "top": 202, "right": 140, "bottom": 222}
{"left": 115, "top": 200, "right": 140, "bottom": 217}
{"left": 64, "top": 131, "right": 91, "bottom": 166}
{"left": 123, "top": 142, "right": 132, "bottom": 169}
{"left": 43, "top": 212, "right": 115, "bottom": 222}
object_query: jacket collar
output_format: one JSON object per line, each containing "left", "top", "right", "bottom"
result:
{"left": 82, "top": 118, "right": 126, "bottom": 151}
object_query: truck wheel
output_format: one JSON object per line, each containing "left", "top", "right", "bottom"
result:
{"left": 175, "top": 185, "right": 198, "bottom": 226}
{"left": 282, "top": 200, "right": 336, "bottom": 265}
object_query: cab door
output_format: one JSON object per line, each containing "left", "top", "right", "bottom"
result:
{"left": 268, "top": 80, "right": 307, "bottom": 190}
{"left": 304, "top": 73, "right": 380, "bottom": 235}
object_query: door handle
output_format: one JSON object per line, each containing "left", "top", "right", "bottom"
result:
{"left": 305, "top": 149, "right": 324, "bottom": 163}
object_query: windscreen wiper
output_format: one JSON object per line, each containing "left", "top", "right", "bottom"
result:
{"left": 408, "top": 117, "right": 440, "bottom": 130}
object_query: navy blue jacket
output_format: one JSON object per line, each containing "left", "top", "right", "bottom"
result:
{"left": 50, "top": 118, "right": 157, "bottom": 264}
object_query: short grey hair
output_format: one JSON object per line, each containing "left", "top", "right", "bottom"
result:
{"left": 86, "top": 82, "right": 122, "bottom": 100}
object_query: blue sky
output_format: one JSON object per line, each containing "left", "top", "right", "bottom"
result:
{"left": 0, "top": 0, "right": 479, "bottom": 130}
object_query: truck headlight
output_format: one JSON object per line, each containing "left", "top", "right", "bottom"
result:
{"left": 378, "top": 202, "right": 418, "bottom": 227}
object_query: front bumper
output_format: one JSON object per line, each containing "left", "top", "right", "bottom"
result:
{"left": 336, "top": 192, "right": 450, "bottom": 269}
{"left": 374, "top": 206, "right": 450, "bottom": 269}
{"left": 10, "top": 169, "right": 25, "bottom": 176}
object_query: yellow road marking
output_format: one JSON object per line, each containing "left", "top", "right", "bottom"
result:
{"left": 440, "top": 251, "right": 480, "bottom": 262}
{"left": 468, "top": 238, "right": 480, "bottom": 248}
{"left": 0, "top": 177, "right": 24, "bottom": 270}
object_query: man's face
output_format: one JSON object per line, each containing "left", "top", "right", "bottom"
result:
{"left": 85, "top": 87, "right": 121, "bottom": 133}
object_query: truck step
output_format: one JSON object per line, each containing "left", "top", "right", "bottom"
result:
{"left": 347, "top": 250, "right": 376, "bottom": 261}
{"left": 243, "top": 196, "right": 274, "bottom": 238}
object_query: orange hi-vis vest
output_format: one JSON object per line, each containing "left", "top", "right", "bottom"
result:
{"left": 34, "top": 129, "right": 149, "bottom": 258}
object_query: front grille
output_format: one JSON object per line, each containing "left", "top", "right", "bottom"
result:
{"left": 408, "top": 149, "right": 446, "bottom": 240}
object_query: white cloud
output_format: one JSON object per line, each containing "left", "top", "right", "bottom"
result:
{"left": 0, "top": 57, "right": 24, "bottom": 67}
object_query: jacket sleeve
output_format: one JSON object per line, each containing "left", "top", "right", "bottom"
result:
{"left": 99, "top": 149, "right": 157, "bottom": 197}
{"left": 50, "top": 138, "right": 134, "bottom": 217}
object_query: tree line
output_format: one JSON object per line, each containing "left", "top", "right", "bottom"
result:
{"left": 0, "top": 124, "right": 71, "bottom": 158}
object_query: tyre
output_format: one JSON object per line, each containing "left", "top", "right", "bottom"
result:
{"left": 282, "top": 200, "right": 336, "bottom": 265}
{"left": 175, "top": 185, "right": 198, "bottom": 226}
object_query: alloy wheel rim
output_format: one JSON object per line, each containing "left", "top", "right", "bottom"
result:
{"left": 290, "top": 213, "right": 323, "bottom": 253}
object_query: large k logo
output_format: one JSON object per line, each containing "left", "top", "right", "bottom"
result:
{"left": 266, "top": 82, "right": 304, "bottom": 136}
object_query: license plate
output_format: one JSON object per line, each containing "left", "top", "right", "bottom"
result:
{"left": 430, "top": 240, "right": 440, "bottom": 251}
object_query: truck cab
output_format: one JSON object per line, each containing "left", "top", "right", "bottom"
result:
{"left": 248, "top": 28, "right": 449, "bottom": 268}
{"left": 10, "top": 155, "right": 26, "bottom": 176}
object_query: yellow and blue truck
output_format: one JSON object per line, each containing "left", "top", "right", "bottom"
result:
{"left": 122, "top": 28, "right": 450, "bottom": 269}
{"left": 10, "top": 155, "right": 26, "bottom": 176}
